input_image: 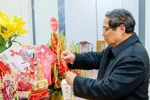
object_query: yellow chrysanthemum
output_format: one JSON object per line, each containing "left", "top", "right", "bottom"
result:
{"left": 0, "top": 11, "right": 27, "bottom": 52}
{"left": 0, "top": 12, "right": 9, "bottom": 21}
{"left": 14, "top": 16, "right": 27, "bottom": 35}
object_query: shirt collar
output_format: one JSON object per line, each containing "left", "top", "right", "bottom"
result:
{"left": 111, "top": 32, "right": 139, "bottom": 57}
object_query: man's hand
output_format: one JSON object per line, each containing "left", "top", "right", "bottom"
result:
{"left": 61, "top": 50, "right": 75, "bottom": 64}
{"left": 65, "top": 71, "right": 77, "bottom": 86}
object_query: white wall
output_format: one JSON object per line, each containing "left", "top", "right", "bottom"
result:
{"left": 145, "top": 0, "right": 150, "bottom": 96}
{"left": 34, "top": 0, "right": 59, "bottom": 45}
{"left": 65, "top": 0, "right": 97, "bottom": 51}
{"left": 0, "top": 0, "right": 33, "bottom": 45}
{"left": 145, "top": 0, "right": 150, "bottom": 56}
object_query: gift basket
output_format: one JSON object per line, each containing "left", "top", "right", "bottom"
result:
{"left": 0, "top": 61, "right": 18, "bottom": 100}
{"left": 0, "top": 44, "right": 56, "bottom": 100}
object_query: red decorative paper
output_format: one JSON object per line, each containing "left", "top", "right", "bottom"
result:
{"left": 36, "top": 45, "right": 56, "bottom": 85}
{"left": 0, "top": 62, "right": 11, "bottom": 78}
{"left": 29, "top": 89, "right": 48, "bottom": 100}
{"left": 18, "top": 81, "right": 31, "bottom": 91}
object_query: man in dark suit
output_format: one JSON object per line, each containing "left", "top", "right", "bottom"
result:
{"left": 61, "top": 9, "right": 150, "bottom": 100}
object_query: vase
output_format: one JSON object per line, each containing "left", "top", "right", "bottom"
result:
{"left": 49, "top": 92, "right": 64, "bottom": 100}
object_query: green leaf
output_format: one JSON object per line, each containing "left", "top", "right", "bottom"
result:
{"left": 0, "top": 45, "right": 6, "bottom": 53}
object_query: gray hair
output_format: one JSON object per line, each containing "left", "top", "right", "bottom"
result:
{"left": 105, "top": 9, "right": 135, "bottom": 33}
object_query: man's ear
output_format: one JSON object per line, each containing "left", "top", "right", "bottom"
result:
{"left": 119, "top": 24, "right": 126, "bottom": 34}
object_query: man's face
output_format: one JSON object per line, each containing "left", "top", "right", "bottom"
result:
{"left": 102, "top": 17, "right": 124, "bottom": 47}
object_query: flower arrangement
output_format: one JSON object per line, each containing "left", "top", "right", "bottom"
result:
{"left": 47, "top": 32, "right": 87, "bottom": 99}
{"left": 47, "top": 32, "right": 68, "bottom": 96}
{"left": 0, "top": 11, "right": 27, "bottom": 53}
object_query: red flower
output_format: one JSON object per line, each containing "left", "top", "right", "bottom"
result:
{"left": 48, "top": 33, "right": 68, "bottom": 94}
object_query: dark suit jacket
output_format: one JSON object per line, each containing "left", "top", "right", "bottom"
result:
{"left": 69, "top": 33, "right": 150, "bottom": 100}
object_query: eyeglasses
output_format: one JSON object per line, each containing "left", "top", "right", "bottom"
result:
{"left": 103, "top": 27, "right": 111, "bottom": 32}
